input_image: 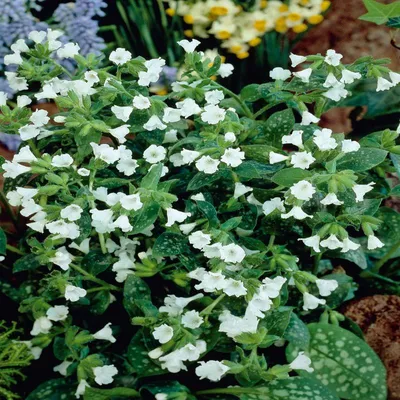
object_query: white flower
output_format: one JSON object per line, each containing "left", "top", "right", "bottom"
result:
{"left": 181, "top": 310, "right": 203, "bottom": 329}
{"left": 109, "top": 48, "right": 132, "bottom": 65}
{"left": 234, "top": 182, "right": 252, "bottom": 199}
{"left": 367, "top": 235, "right": 384, "bottom": 250}
{"left": 177, "top": 39, "right": 200, "bottom": 53}
{"left": 196, "top": 156, "right": 220, "bottom": 174}
{"left": 205, "top": 90, "right": 224, "bottom": 105}
{"left": 303, "top": 292, "right": 326, "bottom": 310}
{"left": 84, "top": 71, "right": 99, "bottom": 85}
{"left": 289, "top": 53, "right": 307, "bottom": 67}
{"left": 389, "top": 71, "right": 400, "bottom": 85}
{"left": 163, "top": 129, "right": 178, "bottom": 143}
{"left": 341, "top": 139, "right": 360, "bottom": 153}
{"left": 221, "top": 148, "right": 245, "bottom": 167}
{"left": 53, "top": 361, "right": 73, "bottom": 376}
{"left": 69, "top": 238, "right": 91, "bottom": 254}
{"left": 153, "top": 324, "right": 174, "bottom": 344}
{"left": 91, "top": 143, "right": 120, "bottom": 164}
{"left": 166, "top": 208, "right": 191, "bottom": 227}
{"left": 159, "top": 293, "right": 204, "bottom": 316}
{"left": 60, "top": 205, "right": 83, "bottom": 221}
{"left": 49, "top": 247, "right": 74, "bottom": 270}
{"left": 298, "top": 235, "right": 320, "bottom": 253}
{"left": 341, "top": 69, "right": 362, "bottom": 84}
{"left": 64, "top": 285, "right": 87, "bottom": 302}
{"left": 30, "top": 109, "right": 49, "bottom": 126}
{"left": 11, "top": 39, "right": 29, "bottom": 53}
{"left": 218, "top": 63, "right": 234, "bottom": 78}
{"left": 290, "top": 352, "right": 314, "bottom": 372}
{"left": 181, "top": 149, "right": 200, "bottom": 164}
{"left": 281, "top": 206, "right": 312, "bottom": 220}
{"left": 4, "top": 52, "right": 23, "bottom": 66}
{"left": 13, "top": 146, "right": 37, "bottom": 163}
{"left": 75, "top": 380, "right": 90, "bottom": 398}
{"left": 93, "top": 323, "right": 116, "bottom": 343}
{"left": 316, "top": 279, "right": 339, "bottom": 297}
{"left": 321, "top": 193, "right": 343, "bottom": 206}
{"left": 223, "top": 279, "right": 247, "bottom": 297}
{"left": 195, "top": 360, "right": 229, "bottom": 382}
{"left": 323, "top": 73, "right": 341, "bottom": 89}
{"left": 324, "top": 49, "right": 343, "bottom": 66}
{"left": 17, "top": 95, "right": 32, "bottom": 108}
{"left": 6, "top": 72, "right": 28, "bottom": 91}
{"left": 201, "top": 104, "right": 226, "bottom": 124}
{"left": 0, "top": 91, "right": 8, "bottom": 106}
{"left": 138, "top": 58, "right": 166, "bottom": 86}
{"left": 352, "top": 182, "right": 375, "bottom": 202}
{"left": 120, "top": 194, "right": 143, "bottom": 211}
{"left": 269, "top": 67, "right": 291, "bottom": 81}
{"left": 57, "top": 43, "right": 80, "bottom": 59}
{"left": 313, "top": 128, "right": 337, "bottom": 151}
{"left": 224, "top": 132, "right": 236, "bottom": 142}
{"left": 262, "top": 197, "right": 285, "bottom": 216}
{"left": 179, "top": 222, "right": 197, "bottom": 235}
{"left": 341, "top": 237, "right": 361, "bottom": 253}
{"left": 189, "top": 231, "right": 211, "bottom": 250}
{"left": 290, "top": 151, "right": 315, "bottom": 169}
{"left": 93, "top": 365, "right": 118, "bottom": 385}
{"left": 113, "top": 215, "right": 133, "bottom": 232}
{"left": 111, "top": 105, "right": 133, "bottom": 122}
{"left": 30, "top": 316, "right": 52, "bottom": 336}
{"left": 269, "top": 152, "right": 288, "bottom": 164}
{"left": 293, "top": 68, "right": 312, "bottom": 83}
{"left": 132, "top": 94, "right": 151, "bottom": 109}
{"left": 148, "top": 347, "right": 164, "bottom": 359}
{"left": 220, "top": 243, "right": 246, "bottom": 263}
{"left": 376, "top": 77, "right": 394, "bottom": 92}
{"left": 320, "top": 234, "right": 343, "bottom": 250}
{"left": 109, "top": 125, "right": 130, "bottom": 143}
{"left": 290, "top": 180, "right": 316, "bottom": 201}
{"left": 143, "top": 144, "right": 166, "bottom": 163}
{"left": 323, "top": 84, "right": 348, "bottom": 101}
{"left": 29, "top": 30, "right": 46, "bottom": 43}
{"left": 51, "top": 154, "right": 73, "bottom": 168}
{"left": 46, "top": 220, "right": 80, "bottom": 239}
{"left": 301, "top": 111, "right": 320, "bottom": 126}
{"left": 282, "top": 130, "right": 304, "bottom": 148}
{"left": 143, "top": 115, "right": 167, "bottom": 131}
{"left": 176, "top": 98, "right": 202, "bottom": 118}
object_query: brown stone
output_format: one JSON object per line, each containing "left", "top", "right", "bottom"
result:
{"left": 343, "top": 295, "right": 400, "bottom": 400}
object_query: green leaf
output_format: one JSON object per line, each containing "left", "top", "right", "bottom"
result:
{"left": 336, "top": 148, "right": 388, "bottom": 172}
{"left": 238, "top": 377, "right": 339, "bottom": 399}
{"left": 241, "top": 145, "right": 279, "bottom": 163}
{"left": 283, "top": 312, "right": 310, "bottom": 349}
{"left": 262, "top": 307, "right": 292, "bottom": 337}
{"left": 235, "top": 161, "right": 281, "bottom": 180}
{"left": 13, "top": 254, "right": 41, "bottom": 273}
{"left": 153, "top": 232, "right": 188, "bottom": 257}
{"left": 286, "top": 323, "right": 387, "bottom": 400}
{"left": 0, "top": 228, "right": 6, "bottom": 254}
{"left": 187, "top": 170, "right": 223, "bottom": 191}
{"left": 26, "top": 379, "right": 75, "bottom": 400}
{"left": 127, "top": 329, "right": 166, "bottom": 377}
{"left": 83, "top": 387, "right": 139, "bottom": 400}
{"left": 131, "top": 201, "right": 160, "bottom": 234}
{"left": 391, "top": 184, "right": 400, "bottom": 196}
{"left": 95, "top": 177, "right": 130, "bottom": 189}
{"left": 140, "top": 163, "right": 163, "bottom": 190}
{"left": 123, "top": 275, "right": 158, "bottom": 317}
{"left": 272, "top": 168, "right": 312, "bottom": 186}
{"left": 90, "top": 290, "right": 112, "bottom": 315}
{"left": 82, "top": 250, "right": 113, "bottom": 276}
{"left": 360, "top": 0, "right": 400, "bottom": 25}
{"left": 255, "top": 108, "right": 295, "bottom": 147}
{"left": 196, "top": 200, "right": 219, "bottom": 228}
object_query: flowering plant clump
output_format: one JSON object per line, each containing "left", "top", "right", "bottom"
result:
{"left": 164, "top": 0, "right": 330, "bottom": 59}
{"left": 0, "top": 33, "right": 399, "bottom": 399}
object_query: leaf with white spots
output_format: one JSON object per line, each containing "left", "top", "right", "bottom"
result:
{"left": 286, "top": 323, "right": 387, "bottom": 400}
{"left": 26, "top": 379, "right": 75, "bottom": 400}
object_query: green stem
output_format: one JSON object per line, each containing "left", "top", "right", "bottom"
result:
{"left": 70, "top": 263, "right": 121, "bottom": 292}
{"left": 200, "top": 293, "right": 225, "bottom": 316}
{"left": 28, "top": 140, "right": 41, "bottom": 158}
{"left": 373, "top": 238, "right": 400, "bottom": 271}
{"left": 6, "top": 244, "right": 24, "bottom": 256}
{"left": 253, "top": 101, "right": 283, "bottom": 119}
{"left": 197, "top": 387, "right": 255, "bottom": 396}
{"left": 267, "top": 235, "right": 275, "bottom": 251}
{"left": 313, "top": 253, "right": 322, "bottom": 275}
{"left": 211, "top": 82, "right": 254, "bottom": 119}
{"left": 0, "top": 191, "right": 18, "bottom": 227}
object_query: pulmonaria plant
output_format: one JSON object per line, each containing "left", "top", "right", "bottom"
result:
{"left": 0, "top": 34, "right": 397, "bottom": 400}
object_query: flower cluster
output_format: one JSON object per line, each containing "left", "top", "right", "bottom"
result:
{"left": 165, "top": 0, "right": 330, "bottom": 59}
{"left": 0, "top": 34, "right": 395, "bottom": 399}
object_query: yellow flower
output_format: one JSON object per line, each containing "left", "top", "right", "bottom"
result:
{"left": 254, "top": 20, "right": 267, "bottom": 32}
{"left": 210, "top": 6, "right": 229, "bottom": 16}
{"left": 184, "top": 14, "right": 195, "bottom": 24}
{"left": 248, "top": 37, "right": 262, "bottom": 47}
{"left": 321, "top": 1, "right": 331, "bottom": 12}
{"left": 308, "top": 14, "right": 324, "bottom": 24}
{"left": 299, "top": 0, "right": 310, "bottom": 5}
{"left": 166, "top": 8, "right": 175, "bottom": 17}
{"left": 237, "top": 51, "right": 250, "bottom": 59}
{"left": 260, "top": 0, "right": 268, "bottom": 9}
{"left": 184, "top": 29, "right": 194, "bottom": 38}
{"left": 292, "top": 23, "right": 308, "bottom": 33}
{"left": 210, "top": 75, "right": 217, "bottom": 81}
{"left": 230, "top": 44, "right": 242, "bottom": 53}
{"left": 156, "top": 89, "right": 168, "bottom": 96}
{"left": 278, "top": 4, "right": 289, "bottom": 13}
{"left": 275, "top": 17, "right": 287, "bottom": 33}
{"left": 216, "top": 30, "right": 231, "bottom": 40}
{"left": 288, "top": 13, "right": 301, "bottom": 22}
